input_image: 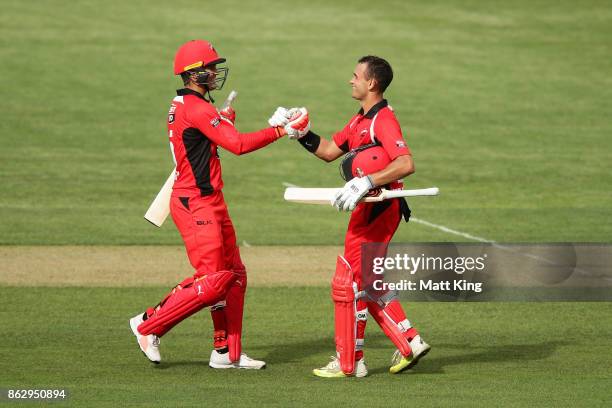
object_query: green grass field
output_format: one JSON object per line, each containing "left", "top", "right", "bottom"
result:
{"left": 1, "top": 287, "right": 611, "bottom": 407}
{"left": 1, "top": 0, "right": 611, "bottom": 406}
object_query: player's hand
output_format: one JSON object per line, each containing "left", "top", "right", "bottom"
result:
{"left": 268, "top": 107, "right": 290, "bottom": 127}
{"left": 219, "top": 106, "right": 236, "bottom": 124}
{"left": 332, "top": 176, "right": 374, "bottom": 211}
{"left": 284, "top": 107, "right": 310, "bottom": 140}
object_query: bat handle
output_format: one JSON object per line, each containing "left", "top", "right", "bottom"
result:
{"left": 221, "top": 90, "right": 238, "bottom": 111}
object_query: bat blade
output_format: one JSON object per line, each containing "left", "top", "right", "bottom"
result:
{"left": 284, "top": 187, "right": 439, "bottom": 205}
{"left": 144, "top": 169, "right": 175, "bottom": 227}
{"left": 283, "top": 187, "right": 340, "bottom": 204}
{"left": 377, "top": 187, "right": 439, "bottom": 199}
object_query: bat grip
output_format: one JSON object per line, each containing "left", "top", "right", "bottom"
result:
{"left": 221, "top": 90, "right": 238, "bottom": 111}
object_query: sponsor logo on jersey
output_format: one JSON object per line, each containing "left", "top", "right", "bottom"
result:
{"left": 395, "top": 140, "right": 406, "bottom": 148}
{"left": 168, "top": 105, "right": 177, "bottom": 124}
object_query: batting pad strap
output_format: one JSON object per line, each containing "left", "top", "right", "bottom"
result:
{"left": 376, "top": 290, "right": 398, "bottom": 308}
{"left": 356, "top": 308, "right": 368, "bottom": 322}
{"left": 355, "top": 338, "right": 365, "bottom": 351}
{"left": 397, "top": 319, "right": 412, "bottom": 333}
{"left": 210, "top": 300, "right": 226, "bottom": 311}
{"left": 298, "top": 131, "right": 321, "bottom": 153}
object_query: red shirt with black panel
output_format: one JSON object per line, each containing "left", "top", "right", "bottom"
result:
{"left": 332, "top": 99, "right": 411, "bottom": 191}
{"left": 167, "top": 88, "right": 281, "bottom": 197}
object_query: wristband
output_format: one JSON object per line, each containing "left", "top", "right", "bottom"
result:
{"left": 273, "top": 127, "right": 284, "bottom": 139}
{"left": 298, "top": 131, "right": 321, "bottom": 153}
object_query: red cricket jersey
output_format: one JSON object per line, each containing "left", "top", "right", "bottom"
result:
{"left": 167, "top": 88, "right": 280, "bottom": 197}
{"left": 333, "top": 99, "right": 411, "bottom": 189}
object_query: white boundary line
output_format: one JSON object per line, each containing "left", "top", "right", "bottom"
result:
{"left": 410, "top": 217, "right": 494, "bottom": 243}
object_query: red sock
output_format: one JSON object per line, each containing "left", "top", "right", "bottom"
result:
{"left": 210, "top": 302, "right": 228, "bottom": 351}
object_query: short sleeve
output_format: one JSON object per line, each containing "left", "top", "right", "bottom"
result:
{"left": 332, "top": 122, "right": 351, "bottom": 152}
{"left": 373, "top": 111, "right": 411, "bottom": 160}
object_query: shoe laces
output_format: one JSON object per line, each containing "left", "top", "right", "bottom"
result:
{"left": 391, "top": 349, "right": 402, "bottom": 365}
{"left": 325, "top": 356, "right": 340, "bottom": 369}
{"left": 240, "top": 353, "right": 258, "bottom": 362}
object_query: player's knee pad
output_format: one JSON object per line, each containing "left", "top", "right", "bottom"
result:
{"left": 367, "top": 299, "right": 412, "bottom": 357}
{"left": 332, "top": 255, "right": 358, "bottom": 375}
{"left": 147, "top": 277, "right": 196, "bottom": 316}
{"left": 138, "top": 270, "right": 236, "bottom": 337}
{"left": 226, "top": 269, "right": 247, "bottom": 362}
{"left": 200, "top": 270, "right": 237, "bottom": 301}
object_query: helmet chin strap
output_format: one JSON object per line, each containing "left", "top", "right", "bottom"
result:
{"left": 205, "top": 85, "right": 215, "bottom": 103}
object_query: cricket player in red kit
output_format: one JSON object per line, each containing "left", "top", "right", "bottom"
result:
{"left": 281, "top": 56, "right": 430, "bottom": 377}
{"left": 129, "top": 39, "right": 309, "bottom": 368}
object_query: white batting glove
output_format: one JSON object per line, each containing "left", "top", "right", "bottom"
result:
{"left": 268, "top": 107, "right": 290, "bottom": 127}
{"left": 332, "top": 176, "right": 374, "bottom": 211}
{"left": 284, "top": 107, "right": 311, "bottom": 140}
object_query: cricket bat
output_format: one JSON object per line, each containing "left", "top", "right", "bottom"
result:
{"left": 221, "top": 90, "right": 238, "bottom": 111}
{"left": 144, "top": 169, "right": 176, "bottom": 227}
{"left": 283, "top": 187, "right": 439, "bottom": 205}
{"left": 144, "top": 90, "right": 238, "bottom": 227}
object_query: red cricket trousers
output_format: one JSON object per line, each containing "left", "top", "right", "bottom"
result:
{"left": 344, "top": 199, "right": 402, "bottom": 288}
{"left": 168, "top": 191, "right": 247, "bottom": 361}
{"left": 170, "top": 191, "right": 245, "bottom": 275}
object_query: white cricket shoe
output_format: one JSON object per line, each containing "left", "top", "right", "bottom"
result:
{"left": 209, "top": 349, "right": 266, "bottom": 369}
{"left": 389, "top": 335, "right": 430, "bottom": 374}
{"left": 312, "top": 356, "right": 368, "bottom": 378}
{"left": 129, "top": 313, "right": 161, "bottom": 364}
{"left": 410, "top": 335, "right": 431, "bottom": 359}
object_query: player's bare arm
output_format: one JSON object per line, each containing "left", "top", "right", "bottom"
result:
{"left": 313, "top": 137, "right": 345, "bottom": 162}
{"left": 368, "top": 154, "right": 414, "bottom": 187}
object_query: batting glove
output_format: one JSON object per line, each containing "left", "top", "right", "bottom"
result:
{"left": 284, "top": 107, "right": 311, "bottom": 140}
{"left": 219, "top": 106, "right": 236, "bottom": 124}
{"left": 268, "top": 106, "right": 290, "bottom": 127}
{"left": 332, "top": 176, "right": 374, "bottom": 211}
